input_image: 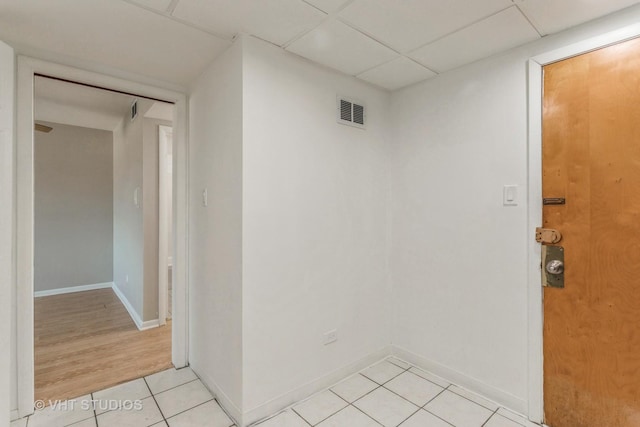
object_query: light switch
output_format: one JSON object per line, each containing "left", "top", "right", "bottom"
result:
{"left": 134, "top": 187, "right": 140, "bottom": 208}
{"left": 503, "top": 185, "right": 518, "bottom": 206}
{"left": 202, "top": 188, "right": 208, "bottom": 207}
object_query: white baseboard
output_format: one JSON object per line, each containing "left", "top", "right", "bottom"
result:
{"left": 191, "top": 364, "right": 243, "bottom": 426}
{"left": 140, "top": 319, "right": 160, "bottom": 330}
{"left": 34, "top": 282, "right": 113, "bottom": 297}
{"left": 112, "top": 283, "right": 159, "bottom": 332}
{"left": 392, "top": 345, "right": 527, "bottom": 415}
{"left": 242, "top": 346, "right": 392, "bottom": 427}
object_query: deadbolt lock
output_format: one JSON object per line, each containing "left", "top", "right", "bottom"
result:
{"left": 535, "top": 227, "right": 562, "bottom": 244}
{"left": 542, "top": 245, "right": 564, "bottom": 288}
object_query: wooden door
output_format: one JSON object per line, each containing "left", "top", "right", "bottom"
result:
{"left": 542, "top": 37, "right": 640, "bottom": 427}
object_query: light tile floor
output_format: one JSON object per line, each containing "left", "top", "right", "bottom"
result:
{"left": 11, "top": 367, "right": 235, "bottom": 427}
{"left": 11, "top": 357, "right": 541, "bottom": 427}
{"left": 253, "top": 358, "right": 541, "bottom": 427}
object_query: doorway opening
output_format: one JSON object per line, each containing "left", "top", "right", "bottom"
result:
{"left": 32, "top": 75, "right": 176, "bottom": 403}
{"left": 16, "top": 57, "right": 189, "bottom": 417}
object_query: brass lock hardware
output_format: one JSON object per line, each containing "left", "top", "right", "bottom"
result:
{"left": 542, "top": 245, "right": 564, "bottom": 288}
{"left": 535, "top": 227, "right": 562, "bottom": 244}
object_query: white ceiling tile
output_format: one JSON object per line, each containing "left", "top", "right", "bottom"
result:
{"left": 0, "top": 0, "right": 230, "bottom": 86}
{"left": 409, "top": 7, "right": 540, "bottom": 73}
{"left": 514, "top": 0, "right": 639, "bottom": 36}
{"left": 285, "top": 19, "right": 398, "bottom": 75}
{"left": 357, "top": 57, "right": 436, "bottom": 91}
{"left": 172, "top": 0, "right": 327, "bottom": 46}
{"left": 127, "top": 0, "right": 172, "bottom": 12}
{"left": 338, "top": 0, "right": 513, "bottom": 53}
{"left": 303, "top": 0, "right": 352, "bottom": 14}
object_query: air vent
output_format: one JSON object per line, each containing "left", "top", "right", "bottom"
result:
{"left": 353, "top": 103, "right": 364, "bottom": 125}
{"left": 340, "top": 99, "right": 352, "bottom": 122}
{"left": 131, "top": 100, "right": 138, "bottom": 121}
{"left": 337, "top": 96, "right": 366, "bottom": 129}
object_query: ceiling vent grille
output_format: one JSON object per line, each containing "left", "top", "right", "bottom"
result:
{"left": 337, "top": 96, "right": 366, "bottom": 129}
{"left": 131, "top": 100, "right": 138, "bottom": 121}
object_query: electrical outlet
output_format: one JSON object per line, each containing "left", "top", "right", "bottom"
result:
{"left": 324, "top": 329, "right": 337, "bottom": 345}
{"left": 126, "top": 275, "right": 129, "bottom": 284}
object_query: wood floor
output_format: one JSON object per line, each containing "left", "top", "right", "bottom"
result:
{"left": 35, "top": 288, "right": 172, "bottom": 403}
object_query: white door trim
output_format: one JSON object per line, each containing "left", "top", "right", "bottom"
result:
{"left": 526, "top": 23, "right": 640, "bottom": 424}
{"left": 0, "top": 41, "right": 14, "bottom": 427}
{"left": 16, "top": 56, "right": 190, "bottom": 417}
{"left": 158, "top": 125, "right": 173, "bottom": 325}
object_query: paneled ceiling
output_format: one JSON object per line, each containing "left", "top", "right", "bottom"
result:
{"left": 1, "top": 0, "right": 638, "bottom": 91}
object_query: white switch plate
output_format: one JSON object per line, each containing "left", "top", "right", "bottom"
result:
{"left": 133, "top": 187, "right": 140, "bottom": 208}
{"left": 503, "top": 185, "right": 518, "bottom": 206}
{"left": 202, "top": 188, "right": 208, "bottom": 207}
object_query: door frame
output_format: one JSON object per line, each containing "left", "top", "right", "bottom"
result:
{"left": 526, "top": 23, "right": 640, "bottom": 424}
{"left": 158, "top": 125, "right": 173, "bottom": 325}
{"left": 15, "top": 56, "right": 190, "bottom": 417}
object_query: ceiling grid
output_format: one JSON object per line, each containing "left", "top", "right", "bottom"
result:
{"left": 0, "top": 0, "right": 637, "bottom": 89}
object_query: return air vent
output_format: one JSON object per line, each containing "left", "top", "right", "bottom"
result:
{"left": 131, "top": 100, "right": 138, "bottom": 121}
{"left": 337, "top": 96, "right": 366, "bottom": 129}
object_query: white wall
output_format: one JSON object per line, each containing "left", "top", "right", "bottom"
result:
{"left": 34, "top": 122, "right": 113, "bottom": 292}
{"left": 389, "top": 4, "right": 640, "bottom": 414}
{"left": 113, "top": 99, "right": 161, "bottom": 324}
{"left": 188, "top": 40, "right": 244, "bottom": 415}
{"left": 142, "top": 117, "right": 171, "bottom": 321}
{"left": 113, "top": 112, "right": 143, "bottom": 320}
{"left": 188, "top": 37, "right": 390, "bottom": 425}
{"left": 241, "top": 37, "right": 391, "bottom": 421}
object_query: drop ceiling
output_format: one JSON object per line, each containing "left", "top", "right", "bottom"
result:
{"left": 0, "top": 0, "right": 638, "bottom": 91}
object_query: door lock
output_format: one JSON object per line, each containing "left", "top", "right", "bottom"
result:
{"left": 546, "top": 259, "right": 564, "bottom": 275}
{"left": 536, "top": 227, "right": 562, "bottom": 244}
{"left": 542, "top": 245, "right": 564, "bottom": 288}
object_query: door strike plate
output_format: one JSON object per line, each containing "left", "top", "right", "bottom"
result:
{"left": 542, "top": 245, "right": 564, "bottom": 288}
{"left": 536, "top": 227, "right": 562, "bottom": 244}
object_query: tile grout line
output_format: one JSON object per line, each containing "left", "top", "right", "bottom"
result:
{"left": 144, "top": 377, "right": 169, "bottom": 424}
{"left": 404, "top": 366, "right": 450, "bottom": 387}
{"left": 327, "top": 389, "right": 385, "bottom": 427}
{"left": 418, "top": 385, "right": 457, "bottom": 426}
{"left": 360, "top": 365, "right": 409, "bottom": 387}
{"left": 211, "top": 398, "right": 237, "bottom": 427}
{"left": 288, "top": 360, "right": 409, "bottom": 427}
{"left": 159, "top": 397, "right": 217, "bottom": 425}
{"left": 480, "top": 408, "right": 501, "bottom": 427}
{"left": 150, "top": 377, "right": 200, "bottom": 397}
{"left": 348, "top": 403, "right": 386, "bottom": 427}
{"left": 380, "top": 379, "right": 442, "bottom": 408}
{"left": 445, "top": 386, "right": 501, "bottom": 413}
{"left": 289, "top": 407, "right": 314, "bottom": 426}
{"left": 341, "top": 363, "right": 419, "bottom": 427}
{"left": 91, "top": 392, "right": 97, "bottom": 426}
{"left": 421, "top": 385, "right": 451, "bottom": 409}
